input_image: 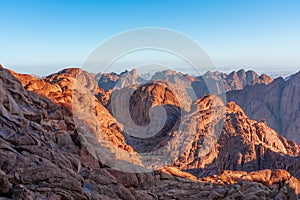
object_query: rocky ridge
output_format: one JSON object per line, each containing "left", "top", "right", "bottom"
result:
{"left": 1, "top": 65, "right": 299, "bottom": 199}
{"left": 227, "top": 71, "right": 300, "bottom": 144}
{"left": 190, "top": 100, "right": 300, "bottom": 178}
{"left": 9, "top": 68, "right": 141, "bottom": 166}
{"left": 105, "top": 76, "right": 300, "bottom": 185}
{"left": 97, "top": 69, "right": 272, "bottom": 99}
{"left": 95, "top": 69, "right": 146, "bottom": 92}
{"left": 139, "top": 94, "right": 300, "bottom": 182}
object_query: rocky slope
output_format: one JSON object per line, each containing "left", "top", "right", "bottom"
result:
{"left": 151, "top": 70, "right": 198, "bottom": 106}
{"left": 191, "top": 100, "right": 300, "bottom": 178}
{"left": 98, "top": 70, "right": 299, "bottom": 180}
{"left": 149, "top": 167, "right": 300, "bottom": 199}
{"left": 9, "top": 68, "right": 141, "bottom": 167}
{"left": 227, "top": 71, "right": 300, "bottom": 144}
{"left": 106, "top": 78, "right": 300, "bottom": 183}
{"left": 139, "top": 94, "right": 300, "bottom": 182}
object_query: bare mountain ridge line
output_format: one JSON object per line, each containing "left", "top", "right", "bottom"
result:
{"left": 227, "top": 70, "right": 300, "bottom": 144}
{"left": 97, "top": 68, "right": 273, "bottom": 118}
{"left": 2, "top": 66, "right": 300, "bottom": 198}
{"left": 98, "top": 67, "right": 300, "bottom": 150}
{"left": 8, "top": 68, "right": 300, "bottom": 166}
{"left": 96, "top": 68, "right": 272, "bottom": 94}
{"left": 0, "top": 67, "right": 299, "bottom": 198}
{"left": 9, "top": 67, "right": 141, "bottom": 163}
{"left": 5, "top": 69, "right": 298, "bottom": 147}
{"left": 7, "top": 67, "right": 299, "bottom": 153}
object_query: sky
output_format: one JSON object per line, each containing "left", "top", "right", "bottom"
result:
{"left": 0, "top": 0, "right": 300, "bottom": 76}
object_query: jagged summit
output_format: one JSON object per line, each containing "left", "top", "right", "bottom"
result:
{"left": 95, "top": 68, "right": 272, "bottom": 97}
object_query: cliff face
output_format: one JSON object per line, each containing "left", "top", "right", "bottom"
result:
{"left": 118, "top": 82, "right": 182, "bottom": 153}
{"left": 0, "top": 67, "right": 90, "bottom": 199}
{"left": 227, "top": 71, "right": 300, "bottom": 144}
{"left": 196, "top": 101, "right": 300, "bottom": 178}
{"left": 0, "top": 67, "right": 160, "bottom": 199}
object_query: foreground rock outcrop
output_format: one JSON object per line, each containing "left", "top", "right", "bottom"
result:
{"left": 200, "top": 169, "right": 300, "bottom": 199}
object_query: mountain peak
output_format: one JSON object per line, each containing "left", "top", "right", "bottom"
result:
{"left": 226, "top": 101, "right": 246, "bottom": 115}
{"left": 53, "top": 67, "right": 83, "bottom": 78}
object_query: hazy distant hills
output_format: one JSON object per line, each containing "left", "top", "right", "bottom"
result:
{"left": 96, "top": 68, "right": 272, "bottom": 97}
{"left": 95, "top": 69, "right": 147, "bottom": 92}
{"left": 1, "top": 64, "right": 300, "bottom": 198}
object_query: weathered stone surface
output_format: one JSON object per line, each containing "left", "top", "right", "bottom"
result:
{"left": 110, "top": 81, "right": 183, "bottom": 153}
{"left": 173, "top": 96, "right": 300, "bottom": 180}
{"left": 227, "top": 71, "right": 300, "bottom": 144}
{"left": 1, "top": 66, "right": 299, "bottom": 199}
{"left": 10, "top": 68, "right": 141, "bottom": 166}
{"left": 201, "top": 169, "right": 300, "bottom": 199}
{"left": 0, "top": 67, "right": 138, "bottom": 199}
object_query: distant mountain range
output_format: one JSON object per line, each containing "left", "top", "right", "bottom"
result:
{"left": 95, "top": 68, "right": 272, "bottom": 95}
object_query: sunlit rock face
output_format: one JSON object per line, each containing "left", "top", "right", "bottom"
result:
{"left": 193, "top": 100, "right": 300, "bottom": 178}
{"left": 150, "top": 94, "right": 300, "bottom": 180}
{"left": 9, "top": 68, "right": 142, "bottom": 167}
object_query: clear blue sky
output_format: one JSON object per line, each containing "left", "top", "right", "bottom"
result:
{"left": 0, "top": 0, "right": 299, "bottom": 75}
